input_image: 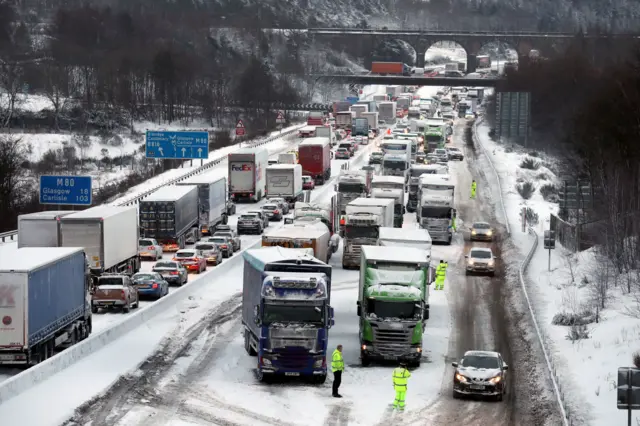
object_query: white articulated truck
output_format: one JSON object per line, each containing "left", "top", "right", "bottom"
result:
{"left": 228, "top": 147, "right": 269, "bottom": 202}
{"left": 378, "top": 101, "right": 397, "bottom": 125}
{"left": 417, "top": 174, "right": 456, "bottom": 244}
{"left": 60, "top": 205, "right": 140, "bottom": 279}
{"left": 176, "top": 174, "right": 228, "bottom": 236}
{"left": 361, "top": 112, "right": 379, "bottom": 135}
{"left": 266, "top": 164, "right": 303, "bottom": 207}
{"left": 342, "top": 197, "right": 394, "bottom": 269}
{"left": 17, "top": 211, "right": 75, "bottom": 247}
{"left": 371, "top": 175, "right": 406, "bottom": 228}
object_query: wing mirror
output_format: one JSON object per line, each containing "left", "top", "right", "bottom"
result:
{"left": 356, "top": 301, "right": 362, "bottom": 317}
{"left": 503, "top": 365, "right": 508, "bottom": 370}
{"left": 464, "top": 255, "right": 469, "bottom": 258}
{"left": 451, "top": 362, "right": 458, "bottom": 367}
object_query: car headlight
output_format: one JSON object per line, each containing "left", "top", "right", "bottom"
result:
{"left": 486, "top": 230, "right": 493, "bottom": 236}
{"left": 468, "top": 260, "right": 474, "bottom": 265}
{"left": 455, "top": 374, "right": 467, "bottom": 383}
{"left": 471, "top": 230, "right": 477, "bottom": 235}
{"left": 489, "top": 376, "right": 501, "bottom": 384}
{"left": 488, "top": 260, "right": 495, "bottom": 267}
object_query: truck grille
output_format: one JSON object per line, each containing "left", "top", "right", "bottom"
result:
{"left": 272, "top": 348, "right": 312, "bottom": 369}
{"left": 371, "top": 323, "right": 413, "bottom": 355}
{"left": 269, "top": 328, "right": 318, "bottom": 351}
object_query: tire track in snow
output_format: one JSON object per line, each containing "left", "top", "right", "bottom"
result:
{"left": 323, "top": 402, "right": 352, "bottom": 426}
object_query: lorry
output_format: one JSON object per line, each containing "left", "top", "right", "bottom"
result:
{"left": 350, "top": 104, "right": 367, "bottom": 118}
{"left": 373, "top": 94, "right": 387, "bottom": 102}
{"left": 423, "top": 127, "right": 445, "bottom": 152}
{"left": 289, "top": 197, "right": 341, "bottom": 253}
{"left": 342, "top": 197, "right": 394, "bottom": 268}
{"left": 298, "top": 126, "right": 317, "bottom": 138}
{"left": 265, "top": 164, "right": 303, "bottom": 207}
{"left": 242, "top": 246, "right": 334, "bottom": 383}
{"left": 176, "top": 175, "right": 228, "bottom": 236}
{"left": 372, "top": 62, "right": 410, "bottom": 75}
{"left": 407, "top": 164, "right": 446, "bottom": 212}
{"left": 0, "top": 247, "right": 92, "bottom": 366}
{"left": 395, "top": 133, "right": 421, "bottom": 161}
{"left": 379, "top": 227, "right": 432, "bottom": 256}
{"left": 378, "top": 101, "right": 397, "bottom": 125}
{"left": 336, "top": 170, "right": 372, "bottom": 236}
{"left": 361, "top": 112, "right": 379, "bottom": 134}
{"left": 17, "top": 211, "right": 74, "bottom": 248}
{"left": 371, "top": 175, "right": 406, "bottom": 228}
{"left": 335, "top": 111, "right": 354, "bottom": 130}
{"left": 314, "top": 126, "right": 335, "bottom": 146}
{"left": 139, "top": 185, "right": 199, "bottom": 251}
{"left": 477, "top": 55, "right": 491, "bottom": 69}
{"left": 396, "top": 97, "right": 411, "bottom": 112}
{"left": 407, "top": 107, "right": 421, "bottom": 120}
{"left": 355, "top": 100, "right": 376, "bottom": 113}
{"left": 61, "top": 205, "right": 140, "bottom": 278}
{"left": 332, "top": 101, "right": 351, "bottom": 114}
{"left": 307, "top": 111, "right": 325, "bottom": 126}
{"left": 357, "top": 245, "right": 432, "bottom": 366}
{"left": 298, "top": 137, "right": 332, "bottom": 185}
{"left": 228, "top": 147, "right": 269, "bottom": 202}
{"left": 262, "top": 221, "right": 331, "bottom": 263}
{"left": 417, "top": 174, "right": 456, "bottom": 244}
{"left": 278, "top": 153, "right": 297, "bottom": 164}
{"left": 381, "top": 138, "right": 412, "bottom": 160}
{"left": 385, "top": 86, "right": 403, "bottom": 99}
{"left": 352, "top": 117, "right": 369, "bottom": 136}
{"left": 382, "top": 153, "right": 410, "bottom": 183}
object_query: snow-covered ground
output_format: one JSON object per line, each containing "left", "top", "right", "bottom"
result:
{"left": 475, "top": 113, "right": 639, "bottom": 425}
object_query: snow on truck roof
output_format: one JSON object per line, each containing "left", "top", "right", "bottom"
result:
{"left": 267, "top": 164, "right": 301, "bottom": 170}
{"left": 379, "top": 227, "right": 432, "bottom": 244}
{"left": 299, "top": 137, "right": 330, "bottom": 147}
{"left": 142, "top": 184, "right": 196, "bottom": 202}
{"left": 372, "top": 175, "right": 405, "bottom": 184}
{"left": 419, "top": 174, "right": 453, "bottom": 185}
{"left": 63, "top": 204, "right": 136, "bottom": 219}
{"left": 0, "top": 247, "right": 84, "bottom": 272}
{"left": 263, "top": 224, "right": 328, "bottom": 240}
{"left": 243, "top": 247, "right": 326, "bottom": 270}
{"left": 361, "top": 245, "right": 430, "bottom": 264}
{"left": 18, "top": 210, "right": 74, "bottom": 220}
{"left": 348, "top": 197, "right": 395, "bottom": 207}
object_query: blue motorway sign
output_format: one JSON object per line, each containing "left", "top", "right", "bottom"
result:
{"left": 145, "top": 131, "right": 209, "bottom": 159}
{"left": 39, "top": 175, "right": 92, "bottom": 206}
{"left": 345, "top": 97, "right": 359, "bottom": 104}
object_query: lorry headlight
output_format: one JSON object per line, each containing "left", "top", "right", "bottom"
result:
{"left": 262, "top": 358, "right": 272, "bottom": 366}
{"left": 314, "top": 358, "right": 323, "bottom": 368}
{"left": 415, "top": 347, "right": 422, "bottom": 353}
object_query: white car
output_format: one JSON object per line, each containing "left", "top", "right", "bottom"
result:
{"left": 138, "top": 238, "right": 163, "bottom": 261}
{"left": 465, "top": 247, "right": 497, "bottom": 276}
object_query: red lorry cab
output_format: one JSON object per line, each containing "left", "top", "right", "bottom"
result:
{"left": 298, "top": 137, "right": 332, "bottom": 185}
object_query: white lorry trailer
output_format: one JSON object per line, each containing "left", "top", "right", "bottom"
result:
{"left": 378, "top": 101, "right": 397, "bottom": 125}
{"left": 228, "top": 147, "right": 269, "bottom": 202}
{"left": 176, "top": 174, "right": 228, "bottom": 236}
{"left": 262, "top": 221, "right": 331, "bottom": 263}
{"left": 60, "top": 205, "right": 140, "bottom": 279}
{"left": 266, "top": 164, "right": 303, "bottom": 207}
{"left": 17, "top": 211, "right": 74, "bottom": 248}
{"left": 417, "top": 174, "right": 456, "bottom": 244}
{"left": 371, "top": 175, "right": 406, "bottom": 228}
{"left": 342, "top": 197, "right": 394, "bottom": 268}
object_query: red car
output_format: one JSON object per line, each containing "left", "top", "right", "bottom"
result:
{"left": 173, "top": 249, "right": 207, "bottom": 274}
{"left": 302, "top": 175, "right": 315, "bottom": 190}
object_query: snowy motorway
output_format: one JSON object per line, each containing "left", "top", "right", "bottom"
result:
{"left": 0, "top": 86, "right": 562, "bottom": 426}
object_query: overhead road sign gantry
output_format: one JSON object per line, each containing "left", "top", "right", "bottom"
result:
{"left": 39, "top": 175, "right": 92, "bottom": 206}
{"left": 145, "top": 130, "right": 209, "bottom": 159}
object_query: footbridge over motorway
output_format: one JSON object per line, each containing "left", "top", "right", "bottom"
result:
{"left": 266, "top": 27, "right": 640, "bottom": 72}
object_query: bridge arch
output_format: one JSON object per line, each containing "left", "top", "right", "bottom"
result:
{"left": 423, "top": 40, "right": 467, "bottom": 73}
{"left": 476, "top": 41, "right": 519, "bottom": 74}
{"left": 371, "top": 39, "right": 417, "bottom": 67}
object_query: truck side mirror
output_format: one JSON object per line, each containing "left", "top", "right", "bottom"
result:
{"left": 328, "top": 306, "right": 335, "bottom": 328}
{"left": 356, "top": 301, "right": 362, "bottom": 317}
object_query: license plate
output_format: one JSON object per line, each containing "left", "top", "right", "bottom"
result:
{"left": 100, "top": 301, "right": 114, "bottom": 305}
{"left": 285, "top": 372, "right": 300, "bottom": 376}
{"left": 161, "top": 274, "right": 173, "bottom": 278}
{"left": 383, "top": 355, "right": 396, "bottom": 360}
{"left": 469, "top": 384, "right": 485, "bottom": 390}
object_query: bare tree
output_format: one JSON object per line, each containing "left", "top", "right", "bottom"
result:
{"left": 0, "top": 61, "right": 22, "bottom": 128}
{"left": 41, "top": 60, "right": 71, "bottom": 131}
{"left": 0, "top": 135, "right": 28, "bottom": 232}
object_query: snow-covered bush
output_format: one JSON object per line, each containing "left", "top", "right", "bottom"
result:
{"left": 552, "top": 310, "right": 596, "bottom": 326}
{"left": 539, "top": 183, "right": 559, "bottom": 202}
{"left": 519, "top": 157, "right": 541, "bottom": 170}
{"left": 516, "top": 181, "right": 535, "bottom": 199}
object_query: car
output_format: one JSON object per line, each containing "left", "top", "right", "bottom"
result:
{"left": 237, "top": 212, "right": 264, "bottom": 234}
{"left": 131, "top": 272, "right": 169, "bottom": 300}
{"left": 173, "top": 249, "right": 207, "bottom": 274}
{"left": 92, "top": 274, "right": 139, "bottom": 313}
{"left": 452, "top": 350, "right": 508, "bottom": 401}
{"left": 262, "top": 203, "right": 283, "bottom": 221}
{"left": 470, "top": 221, "right": 494, "bottom": 241}
{"left": 266, "top": 197, "right": 290, "bottom": 214}
{"left": 268, "top": 159, "right": 278, "bottom": 165}
{"left": 415, "top": 152, "right": 427, "bottom": 164}
{"left": 248, "top": 210, "right": 269, "bottom": 228}
{"left": 338, "top": 142, "right": 354, "bottom": 156}
{"left": 369, "top": 151, "right": 384, "bottom": 164}
{"left": 152, "top": 260, "right": 188, "bottom": 286}
{"left": 434, "top": 148, "right": 449, "bottom": 162}
{"left": 205, "top": 235, "right": 234, "bottom": 257}
{"left": 213, "top": 226, "right": 241, "bottom": 251}
{"left": 335, "top": 148, "right": 350, "bottom": 159}
{"left": 447, "top": 147, "right": 464, "bottom": 161}
{"left": 226, "top": 200, "right": 237, "bottom": 216}
{"left": 302, "top": 175, "right": 315, "bottom": 190}
{"left": 194, "top": 241, "right": 223, "bottom": 265}
{"left": 465, "top": 247, "right": 497, "bottom": 276}
{"left": 138, "top": 238, "right": 163, "bottom": 261}
{"left": 426, "top": 154, "right": 439, "bottom": 164}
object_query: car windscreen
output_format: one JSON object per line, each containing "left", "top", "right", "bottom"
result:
{"left": 208, "top": 238, "right": 226, "bottom": 244}
{"left": 262, "top": 205, "right": 277, "bottom": 210}
{"left": 175, "top": 251, "right": 196, "bottom": 258}
{"left": 461, "top": 355, "right": 499, "bottom": 369}
{"left": 473, "top": 223, "right": 490, "bottom": 229}
{"left": 98, "top": 277, "right": 123, "bottom": 285}
{"left": 133, "top": 273, "right": 156, "bottom": 280}
{"left": 240, "top": 214, "right": 257, "bottom": 219}
{"left": 154, "top": 262, "right": 178, "bottom": 269}
{"left": 470, "top": 250, "right": 492, "bottom": 259}
{"left": 139, "top": 239, "right": 154, "bottom": 246}
{"left": 195, "top": 244, "right": 215, "bottom": 250}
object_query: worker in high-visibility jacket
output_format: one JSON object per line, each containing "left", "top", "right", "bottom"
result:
{"left": 340, "top": 216, "right": 346, "bottom": 226}
{"left": 435, "top": 260, "right": 446, "bottom": 290}
{"left": 331, "top": 344, "right": 344, "bottom": 398}
{"left": 470, "top": 180, "right": 477, "bottom": 199}
{"left": 392, "top": 361, "right": 412, "bottom": 410}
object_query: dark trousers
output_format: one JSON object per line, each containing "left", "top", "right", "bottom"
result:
{"left": 332, "top": 371, "right": 342, "bottom": 395}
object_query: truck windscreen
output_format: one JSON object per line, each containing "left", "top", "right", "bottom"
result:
{"left": 425, "top": 135, "right": 441, "bottom": 142}
{"left": 421, "top": 206, "right": 452, "bottom": 218}
{"left": 383, "top": 160, "right": 407, "bottom": 170}
{"left": 338, "top": 183, "right": 365, "bottom": 193}
{"left": 366, "top": 299, "right": 420, "bottom": 320}
{"left": 345, "top": 226, "right": 379, "bottom": 239}
{"left": 263, "top": 305, "right": 324, "bottom": 325}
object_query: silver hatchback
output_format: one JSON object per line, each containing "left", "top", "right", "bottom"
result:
{"left": 465, "top": 247, "right": 496, "bottom": 276}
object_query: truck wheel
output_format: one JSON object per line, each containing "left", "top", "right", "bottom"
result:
{"left": 244, "top": 330, "right": 257, "bottom": 356}
{"left": 314, "top": 374, "right": 327, "bottom": 384}
{"left": 361, "top": 353, "right": 371, "bottom": 367}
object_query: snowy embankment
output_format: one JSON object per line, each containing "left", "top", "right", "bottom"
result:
{"left": 475, "top": 118, "right": 640, "bottom": 425}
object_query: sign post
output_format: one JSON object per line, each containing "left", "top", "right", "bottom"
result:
{"left": 40, "top": 175, "right": 92, "bottom": 206}
{"left": 617, "top": 367, "right": 640, "bottom": 425}
{"left": 521, "top": 207, "right": 527, "bottom": 233}
{"left": 276, "top": 111, "right": 285, "bottom": 133}
{"left": 544, "top": 230, "right": 556, "bottom": 271}
{"left": 145, "top": 131, "right": 209, "bottom": 160}
{"left": 235, "top": 119, "right": 246, "bottom": 139}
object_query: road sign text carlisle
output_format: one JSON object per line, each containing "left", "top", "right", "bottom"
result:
{"left": 39, "top": 175, "right": 92, "bottom": 206}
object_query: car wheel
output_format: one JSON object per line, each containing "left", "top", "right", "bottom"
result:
{"left": 452, "top": 390, "right": 459, "bottom": 399}
{"left": 489, "top": 272, "right": 495, "bottom": 277}
{"left": 495, "top": 392, "right": 503, "bottom": 402}
{"left": 123, "top": 304, "right": 130, "bottom": 313}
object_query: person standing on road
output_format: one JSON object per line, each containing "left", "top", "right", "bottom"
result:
{"left": 331, "top": 344, "right": 344, "bottom": 398}
{"left": 392, "top": 361, "right": 412, "bottom": 410}
{"left": 435, "top": 260, "right": 446, "bottom": 290}
{"left": 470, "top": 180, "right": 477, "bottom": 199}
